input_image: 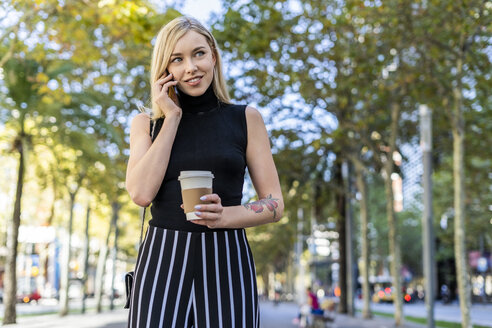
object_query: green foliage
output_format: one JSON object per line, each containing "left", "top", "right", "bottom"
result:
{"left": 0, "top": 0, "right": 489, "bottom": 298}
{"left": 0, "top": 0, "right": 180, "bottom": 254}
{"left": 369, "top": 310, "right": 490, "bottom": 328}
{"left": 248, "top": 216, "right": 295, "bottom": 275}
{"left": 213, "top": 0, "right": 491, "bottom": 285}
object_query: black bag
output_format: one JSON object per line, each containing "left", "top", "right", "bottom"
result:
{"left": 124, "top": 271, "right": 134, "bottom": 309}
{"left": 124, "top": 118, "right": 159, "bottom": 309}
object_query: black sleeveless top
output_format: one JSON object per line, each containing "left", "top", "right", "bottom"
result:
{"left": 149, "top": 85, "right": 248, "bottom": 232}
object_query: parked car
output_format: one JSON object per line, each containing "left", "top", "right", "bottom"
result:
{"left": 372, "top": 283, "right": 416, "bottom": 303}
{"left": 372, "top": 286, "right": 394, "bottom": 303}
{"left": 17, "top": 290, "right": 41, "bottom": 304}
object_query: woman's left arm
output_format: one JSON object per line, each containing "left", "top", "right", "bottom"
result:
{"left": 191, "top": 106, "right": 284, "bottom": 229}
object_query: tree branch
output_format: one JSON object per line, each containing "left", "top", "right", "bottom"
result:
{"left": 0, "top": 25, "right": 19, "bottom": 68}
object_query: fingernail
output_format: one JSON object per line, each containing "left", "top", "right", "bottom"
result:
{"left": 200, "top": 196, "right": 207, "bottom": 201}
{"left": 195, "top": 205, "right": 201, "bottom": 210}
{"left": 195, "top": 212, "right": 201, "bottom": 216}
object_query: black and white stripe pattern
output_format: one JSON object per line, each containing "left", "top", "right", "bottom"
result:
{"left": 127, "top": 226, "right": 259, "bottom": 328}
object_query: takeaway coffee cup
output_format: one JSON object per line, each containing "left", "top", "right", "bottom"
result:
{"left": 178, "top": 171, "right": 214, "bottom": 221}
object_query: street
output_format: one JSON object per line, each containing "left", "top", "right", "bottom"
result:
{"left": 2, "top": 299, "right": 492, "bottom": 327}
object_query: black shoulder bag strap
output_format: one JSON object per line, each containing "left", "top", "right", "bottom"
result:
{"left": 137, "top": 116, "right": 160, "bottom": 245}
{"left": 124, "top": 116, "right": 161, "bottom": 309}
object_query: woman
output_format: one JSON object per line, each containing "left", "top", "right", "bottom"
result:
{"left": 125, "top": 16, "right": 284, "bottom": 328}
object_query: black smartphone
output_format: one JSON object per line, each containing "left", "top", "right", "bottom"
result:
{"left": 165, "top": 70, "right": 179, "bottom": 104}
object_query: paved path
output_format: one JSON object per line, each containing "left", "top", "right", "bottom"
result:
{"left": 4, "top": 300, "right": 492, "bottom": 327}
{"left": 5, "top": 309, "right": 128, "bottom": 328}
{"left": 260, "top": 301, "right": 426, "bottom": 328}
{"left": 4, "top": 301, "right": 425, "bottom": 328}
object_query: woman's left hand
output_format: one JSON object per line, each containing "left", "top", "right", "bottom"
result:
{"left": 191, "top": 194, "right": 224, "bottom": 229}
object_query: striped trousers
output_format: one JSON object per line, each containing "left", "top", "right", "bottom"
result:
{"left": 127, "top": 225, "right": 260, "bottom": 328}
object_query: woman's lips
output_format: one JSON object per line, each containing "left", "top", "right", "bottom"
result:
{"left": 185, "top": 76, "right": 202, "bottom": 86}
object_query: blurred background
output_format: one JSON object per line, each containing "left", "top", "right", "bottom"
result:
{"left": 0, "top": 0, "right": 491, "bottom": 327}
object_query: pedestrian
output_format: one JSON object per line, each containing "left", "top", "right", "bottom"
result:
{"left": 307, "top": 287, "right": 323, "bottom": 315}
{"left": 125, "top": 16, "right": 284, "bottom": 328}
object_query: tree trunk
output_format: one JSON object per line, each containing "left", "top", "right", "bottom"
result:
{"left": 59, "top": 191, "right": 76, "bottom": 316}
{"left": 287, "top": 250, "right": 295, "bottom": 296}
{"left": 344, "top": 162, "right": 355, "bottom": 316}
{"left": 452, "top": 51, "right": 472, "bottom": 328}
{"left": 42, "top": 167, "right": 57, "bottom": 295}
{"left": 95, "top": 212, "right": 116, "bottom": 313}
{"left": 295, "top": 207, "right": 306, "bottom": 305}
{"left": 335, "top": 161, "right": 347, "bottom": 313}
{"left": 47, "top": 167, "right": 57, "bottom": 226}
{"left": 2, "top": 132, "right": 25, "bottom": 325}
{"left": 109, "top": 201, "right": 121, "bottom": 310}
{"left": 354, "top": 162, "right": 372, "bottom": 319}
{"left": 384, "top": 102, "right": 403, "bottom": 326}
{"left": 81, "top": 204, "right": 91, "bottom": 314}
{"left": 95, "top": 244, "right": 109, "bottom": 313}
{"left": 261, "top": 271, "right": 269, "bottom": 301}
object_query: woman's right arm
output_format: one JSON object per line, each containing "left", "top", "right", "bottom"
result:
{"left": 125, "top": 113, "right": 181, "bottom": 206}
{"left": 125, "top": 73, "right": 181, "bottom": 206}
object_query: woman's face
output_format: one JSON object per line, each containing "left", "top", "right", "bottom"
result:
{"left": 167, "top": 30, "right": 216, "bottom": 97}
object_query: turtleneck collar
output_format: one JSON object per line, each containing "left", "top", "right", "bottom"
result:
{"left": 177, "top": 84, "right": 219, "bottom": 115}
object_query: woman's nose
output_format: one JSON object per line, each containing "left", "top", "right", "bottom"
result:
{"left": 185, "top": 59, "right": 198, "bottom": 74}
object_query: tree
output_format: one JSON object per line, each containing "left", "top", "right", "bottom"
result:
{"left": 247, "top": 127, "right": 330, "bottom": 295}
{"left": 1, "top": 57, "right": 48, "bottom": 325}
{"left": 0, "top": 0, "right": 181, "bottom": 321}
{"left": 411, "top": 2, "right": 491, "bottom": 325}
{"left": 213, "top": 2, "right": 418, "bottom": 321}
{"left": 352, "top": 158, "right": 371, "bottom": 318}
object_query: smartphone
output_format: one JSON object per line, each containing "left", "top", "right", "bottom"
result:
{"left": 166, "top": 70, "right": 179, "bottom": 104}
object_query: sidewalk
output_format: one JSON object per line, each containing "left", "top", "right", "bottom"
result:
{"left": 8, "top": 310, "right": 427, "bottom": 328}
{"left": 6, "top": 301, "right": 427, "bottom": 328}
{"left": 5, "top": 309, "right": 128, "bottom": 328}
{"left": 3, "top": 298, "right": 490, "bottom": 327}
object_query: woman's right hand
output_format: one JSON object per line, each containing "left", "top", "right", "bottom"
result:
{"left": 152, "top": 73, "right": 181, "bottom": 118}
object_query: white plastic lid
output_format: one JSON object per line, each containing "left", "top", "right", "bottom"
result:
{"left": 178, "top": 170, "right": 214, "bottom": 180}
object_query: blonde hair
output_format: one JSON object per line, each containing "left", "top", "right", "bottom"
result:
{"left": 148, "top": 16, "right": 230, "bottom": 120}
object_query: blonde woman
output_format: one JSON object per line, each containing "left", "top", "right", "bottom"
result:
{"left": 125, "top": 16, "right": 283, "bottom": 327}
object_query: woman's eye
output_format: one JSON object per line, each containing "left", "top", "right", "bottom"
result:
{"left": 171, "top": 57, "right": 182, "bottom": 63}
{"left": 195, "top": 51, "right": 205, "bottom": 57}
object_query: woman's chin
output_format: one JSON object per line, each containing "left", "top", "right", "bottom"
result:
{"left": 180, "top": 85, "right": 208, "bottom": 97}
